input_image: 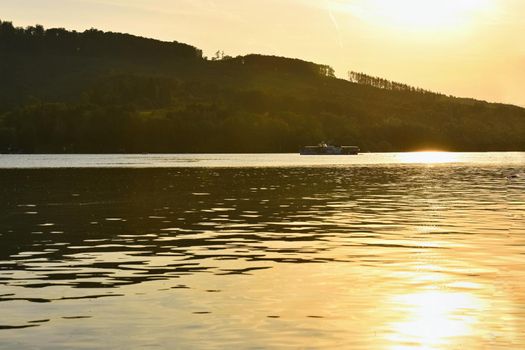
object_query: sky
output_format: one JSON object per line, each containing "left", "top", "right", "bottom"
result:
{"left": 1, "top": 0, "right": 524, "bottom": 106}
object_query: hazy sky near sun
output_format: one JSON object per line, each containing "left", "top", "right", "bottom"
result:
{"left": 1, "top": 0, "right": 524, "bottom": 106}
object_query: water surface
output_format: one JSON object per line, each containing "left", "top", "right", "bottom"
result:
{"left": 0, "top": 153, "right": 524, "bottom": 349}
{"left": 1, "top": 152, "right": 523, "bottom": 168}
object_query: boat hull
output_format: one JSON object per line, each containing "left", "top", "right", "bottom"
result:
{"left": 300, "top": 145, "right": 359, "bottom": 155}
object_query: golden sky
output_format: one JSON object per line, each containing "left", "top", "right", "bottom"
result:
{"left": 2, "top": 0, "right": 524, "bottom": 106}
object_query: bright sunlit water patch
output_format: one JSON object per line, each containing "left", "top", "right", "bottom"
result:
{"left": 396, "top": 151, "right": 461, "bottom": 164}
{"left": 386, "top": 290, "right": 483, "bottom": 349}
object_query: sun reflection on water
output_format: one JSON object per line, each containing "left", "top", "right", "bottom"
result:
{"left": 385, "top": 289, "right": 483, "bottom": 349}
{"left": 397, "top": 152, "right": 461, "bottom": 164}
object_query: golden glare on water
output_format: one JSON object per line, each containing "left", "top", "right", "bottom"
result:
{"left": 397, "top": 151, "right": 461, "bottom": 164}
{"left": 335, "top": 0, "right": 495, "bottom": 32}
{"left": 386, "top": 290, "right": 483, "bottom": 349}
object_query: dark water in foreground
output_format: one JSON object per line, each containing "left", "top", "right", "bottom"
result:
{"left": 0, "top": 153, "right": 524, "bottom": 349}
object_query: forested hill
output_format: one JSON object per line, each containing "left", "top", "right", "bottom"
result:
{"left": 1, "top": 20, "right": 524, "bottom": 153}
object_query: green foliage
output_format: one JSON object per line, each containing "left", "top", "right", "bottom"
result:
{"left": 0, "top": 20, "right": 524, "bottom": 153}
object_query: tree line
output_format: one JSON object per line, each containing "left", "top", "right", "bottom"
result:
{"left": 348, "top": 71, "right": 442, "bottom": 95}
{"left": 0, "top": 20, "right": 202, "bottom": 60}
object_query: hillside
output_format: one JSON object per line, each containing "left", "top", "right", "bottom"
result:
{"left": 1, "top": 20, "right": 524, "bottom": 153}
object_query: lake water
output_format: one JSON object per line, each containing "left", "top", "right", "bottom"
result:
{"left": 0, "top": 153, "right": 524, "bottom": 349}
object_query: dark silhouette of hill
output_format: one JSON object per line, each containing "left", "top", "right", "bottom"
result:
{"left": 1, "top": 20, "right": 524, "bottom": 153}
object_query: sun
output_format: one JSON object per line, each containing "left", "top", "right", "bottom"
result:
{"left": 332, "top": 0, "right": 494, "bottom": 32}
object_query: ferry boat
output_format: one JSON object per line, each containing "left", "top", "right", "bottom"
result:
{"left": 300, "top": 142, "right": 359, "bottom": 155}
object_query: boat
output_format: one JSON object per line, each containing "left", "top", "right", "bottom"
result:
{"left": 300, "top": 142, "right": 359, "bottom": 155}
